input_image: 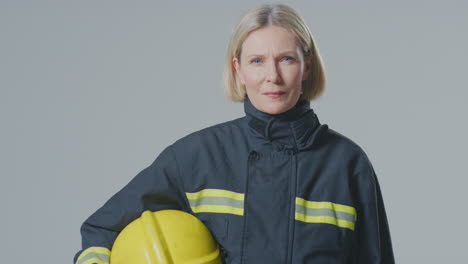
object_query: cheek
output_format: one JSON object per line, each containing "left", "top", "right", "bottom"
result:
{"left": 282, "top": 67, "right": 303, "bottom": 83}
{"left": 242, "top": 69, "right": 263, "bottom": 88}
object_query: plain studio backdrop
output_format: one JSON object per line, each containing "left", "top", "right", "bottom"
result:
{"left": 1, "top": 0, "right": 467, "bottom": 263}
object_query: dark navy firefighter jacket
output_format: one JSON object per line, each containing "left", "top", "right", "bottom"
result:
{"left": 75, "top": 97, "right": 395, "bottom": 264}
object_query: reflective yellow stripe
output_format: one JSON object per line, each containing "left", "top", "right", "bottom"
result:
{"left": 186, "top": 189, "right": 245, "bottom": 215}
{"left": 295, "top": 198, "right": 357, "bottom": 230}
{"left": 295, "top": 212, "right": 356, "bottom": 230}
{"left": 191, "top": 204, "right": 244, "bottom": 216}
{"left": 295, "top": 198, "right": 357, "bottom": 220}
{"left": 76, "top": 247, "right": 110, "bottom": 264}
{"left": 186, "top": 189, "right": 244, "bottom": 201}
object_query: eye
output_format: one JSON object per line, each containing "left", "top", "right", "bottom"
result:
{"left": 250, "top": 58, "right": 262, "bottom": 64}
{"left": 281, "top": 56, "right": 295, "bottom": 63}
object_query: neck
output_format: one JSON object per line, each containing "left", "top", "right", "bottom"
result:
{"left": 243, "top": 96, "right": 321, "bottom": 152}
{"left": 243, "top": 96, "right": 310, "bottom": 123}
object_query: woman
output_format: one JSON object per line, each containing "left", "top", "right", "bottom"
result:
{"left": 74, "top": 4, "right": 394, "bottom": 264}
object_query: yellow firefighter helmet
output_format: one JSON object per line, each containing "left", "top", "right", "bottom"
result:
{"left": 110, "top": 210, "right": 222, "bottom": 264}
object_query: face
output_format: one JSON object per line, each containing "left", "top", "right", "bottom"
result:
{"left": 233, "top": 25, "right": 311, "bottom": 114}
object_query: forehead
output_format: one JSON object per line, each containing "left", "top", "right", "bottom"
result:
{"left": 241, "top": 25, "right": 299, "bottom": 55}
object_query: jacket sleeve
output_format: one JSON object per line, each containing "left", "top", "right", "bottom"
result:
{"left": 351, "top": 153, "right": 395, "bottom": 264}
{"left": 73, "top": 145, "right": 189, "bottom": 264}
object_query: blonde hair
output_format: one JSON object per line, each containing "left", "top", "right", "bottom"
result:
{"left": 223, "top": 3, "right": 326, "bottom": 101}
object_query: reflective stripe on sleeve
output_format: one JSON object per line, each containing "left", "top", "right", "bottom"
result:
{"left": 76, "top": 247, "right": 110, "bottom": 264}
{"left": 186, "top": 189, "right": 245, "bottom": 216}
{"left": 295, "top": 197, "right": 357, "bottom": 230}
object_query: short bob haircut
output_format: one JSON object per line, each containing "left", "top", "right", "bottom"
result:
{"left": 223, "top": 4, "right": 326, "bottom": 101}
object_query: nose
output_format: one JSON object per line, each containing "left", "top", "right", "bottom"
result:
{"left": 265, "top": 61, "right": 281, "bottom": 83}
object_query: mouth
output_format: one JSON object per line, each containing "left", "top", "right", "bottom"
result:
{"left": 263, "top": 91, "right": 286, "bottom": 99}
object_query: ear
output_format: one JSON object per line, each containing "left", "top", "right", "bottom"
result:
{"left": 302, "top": 54, "right": 313, "bottom": 81}
{"left": 232, "top": 57, "right": 245, "bottom": 85}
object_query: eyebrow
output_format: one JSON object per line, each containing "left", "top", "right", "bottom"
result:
{"left": 246, "top": 50, "right": 299, "bottom": 58}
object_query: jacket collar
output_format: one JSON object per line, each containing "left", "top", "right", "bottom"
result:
{"left": 243, "top": 96, "right": 321, "bottom": 152}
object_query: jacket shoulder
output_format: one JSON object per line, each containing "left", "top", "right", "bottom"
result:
{"left": 319, "top": 126, "right": 374, "bottom": 170}
{"left": 323, "top": 127, "right": 366, "bottom": 153}
{"left": 171, "top": 117, "right": 245, "bottom": 150}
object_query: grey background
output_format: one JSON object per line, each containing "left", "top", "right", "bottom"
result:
{"left": 1, "top": 0, "right": 467, "bottom": 263}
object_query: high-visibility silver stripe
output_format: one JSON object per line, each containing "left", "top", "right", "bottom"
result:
{"left": 76, "top": 252, "right": 109, "bottom": 264}
{"left": 188, "top": 196, "right": 244, "bottom": 209}
{"left": 295, "top": 204, "right": 356, "bottom": 223}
